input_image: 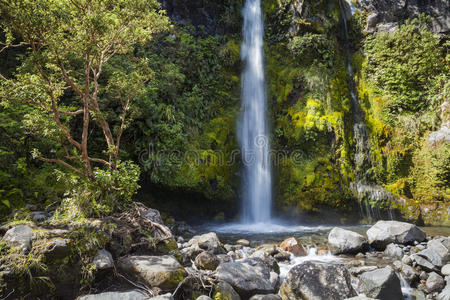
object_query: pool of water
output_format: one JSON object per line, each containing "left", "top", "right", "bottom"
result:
{"left": 193, "top": 221, "right": 450, "bottom": 246}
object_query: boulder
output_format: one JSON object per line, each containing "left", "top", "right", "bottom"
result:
{"left": 279, "top": 261, "right": 357, "bottom": 300}
{"left": 78, "top": 290, "right": 150, "bottom": 300}
{"left": 216, "top": 258, "right": 274, "bottom": 298}
{"left": 118, "top": 255, "right": 186, "bottom": 290}
{"left": 411, "top": 253, "right": 439, "bottom": 272}
{"left": 348, "top": 266, "right": 378, "bottom": 276}
{"left": 2, "top": 225, "right": 34, "bottom": 253}
{"left": 250, "top": 250, "right": 280, "bottom": 274}
{"left": 366, "top": 221, "right": 426, "bottom": 250}
{"left": 357, "top": 266, "right": 403, "bottom": 300}
{"left": 149, "top": 294, "right": 173, "bottom": 300}
{"left": 428, "top": 238, "right": 450, "bottom": 264}
{"left": 188, "top": 232, "right": 225, "bottom": 254}
{"left": 345, "top": 297, "right": 377, "bottom": 300}
{"left": 93, "top": 249, "right": 114, "bottom": 270}
{"left": 249, "top": 295, "right": 281, "bottom": 300}
{"left": 196, "top": 296, "right": 212, "bottom": 300}
{"left": 37, "top": 237, "right": 71, "bottom": 260}
{"left": 399, "top": 263, "right": 419, "bottom": 285}
{"left": 384, "top": 243, "right": 403, "bottom": 260}
{"left": 442, "top": 264, "right": 450, "bottom": 276}
{"left": 236, "top": 239, "right": 250, "bottom": 247}
{"left": 141, "top": 208, "right": 164, "bottom": 224}
{"left": 328, "top": 227, "right": 369, "bottom": 254}
{"left": 213, "top": 281, "right": 241, "bottom": 300}
{"left": 279, "top": 237, "right": 306, "bottom": 257}
{"left": 438, "top": 286, "right": 450, "bottom": 300}
{"left": 194, "top": 251, "right": 220, "bottom": 270}
{"left": 426, "top": 272, "right": 445, "bottom": 293}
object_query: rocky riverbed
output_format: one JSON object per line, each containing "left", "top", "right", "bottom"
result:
{"left": 1, "top": 204, "right": 449, "bottom": 299}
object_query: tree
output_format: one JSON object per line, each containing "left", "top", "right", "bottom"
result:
{"left": 0, "top": 0, "right": 169, "bottom": 184}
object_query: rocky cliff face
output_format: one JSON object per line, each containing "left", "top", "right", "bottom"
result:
{"left": 358, "top": 0, "right": 450, "bottom": 34}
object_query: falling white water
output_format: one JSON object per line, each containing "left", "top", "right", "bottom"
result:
{"left": 239, "top": 0, "right": 272, "bottom": 224}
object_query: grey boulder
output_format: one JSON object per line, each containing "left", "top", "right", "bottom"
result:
{"left": 188, "top": 232, "right": 225, "bottom": 254}
{"left": 426, "top": 272, "right": 445, "bottom": 293}
{"left": 279, "top": 261, "right": 357, "bottom": 300}
{"left": 249, "top": 294, "right": 281, "bottom": 300}
{"left": 93, "top": 249, "right": 114, "bottom": 270}
{"left": 213, "top": 281, "right": 241, "bottom": 300}
{"left": 216, "top": 258, "right": 275, "bottom": 298}
{"left": 384, "top": 243, "right": 403, "bottom": 260}
{"left": 328, "top": 227, "right": 369, "bottom": 255}
{"left": 2, "top": 225, "right": 34, "bottom": 253}
{"left": 118, "top": 255, "right": 186, "bottom": 290}
{"left": 357, "top": 266, "right": 403, "bottom": 300}
{"left": 194, "top": 251, "right": 220, "bottom": 270}
{"left": 78, "top": 290, "right": 150, "bottom": 300}
{"left": 366, "top": 221, "right": 426, "bottom": 250}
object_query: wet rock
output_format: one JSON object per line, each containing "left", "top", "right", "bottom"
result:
{"left": 384, "top": 243, "right": 404, "bottom": 260}
{"left": 279, "top": 261, "right": 357, "bottom": 300}
{"left": 357, "top": 266, "right": 403, "bottom": 300}
{"left": 216, "top": 258, "right": 274, "bottom": 298}
{"left": 249, "top": 294, "right": 281, "bottom": 300}
{"left": 77, "top": 290, "right": 150, "bottom": 300}
{"left": 236, "top": 239, "right": 250, "bottom": 247}
{"left": 279, "top": 237, "right": 306, "bottom": 257}
{"left": 426, "top": 272, "right": 445, "bottom": 293}
{"left": 269, "top": 271, "right": 280, "bottom": 291}
{"left": 367, "top": 221, "right": 426, "bottom": 250}
{"left": 188, "top": 232, "right": 225, "bottom": 254}
{"left": 93, "top": 249, "right": 114, "bottom": 270}
{"left": 213, "top": 281, "right": 241, "bottom": 300}
{"left": 2, "top": 225, "right": 34, "bottom": 253}
{"left": 328, "top": 227, "right": 369, "bottom": 255}
{"left": 118, "top": 255, "right": 186, "bottom": 290}
{"left": 194, "top": 251, "right": 220, "bottom": 270}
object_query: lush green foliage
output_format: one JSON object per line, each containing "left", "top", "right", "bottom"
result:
{"left": 364, "top": 16, "right": 446, "bottom": 115}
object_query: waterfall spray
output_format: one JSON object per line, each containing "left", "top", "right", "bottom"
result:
{"left": 239, "top": 0, "right": 272, "bottom": 224}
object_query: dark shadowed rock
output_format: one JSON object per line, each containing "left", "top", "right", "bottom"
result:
{"left": 366, "top": 221, "right": 426, "bottom": 250}
{"left": 216, "top": 258, "right": 274, "bottom": 298}
{"left": 328, "top": 227, "right": 369, "bottom": 254}
{"left": 357, "top": 266, "right": 402, "bottom": 300}
{"left": 118, "top": 255, "right": 186, "bottom": 290}
{"left": 279, "top": 261, "right": 357, "bottom": 300}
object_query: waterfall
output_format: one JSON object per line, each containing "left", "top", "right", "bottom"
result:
{"left": 239, "top": 0, "right": 272, "bottom": 224}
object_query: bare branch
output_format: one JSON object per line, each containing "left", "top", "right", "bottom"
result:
{"left": 39, "top": 157, "right": 84, "bottom": 176}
